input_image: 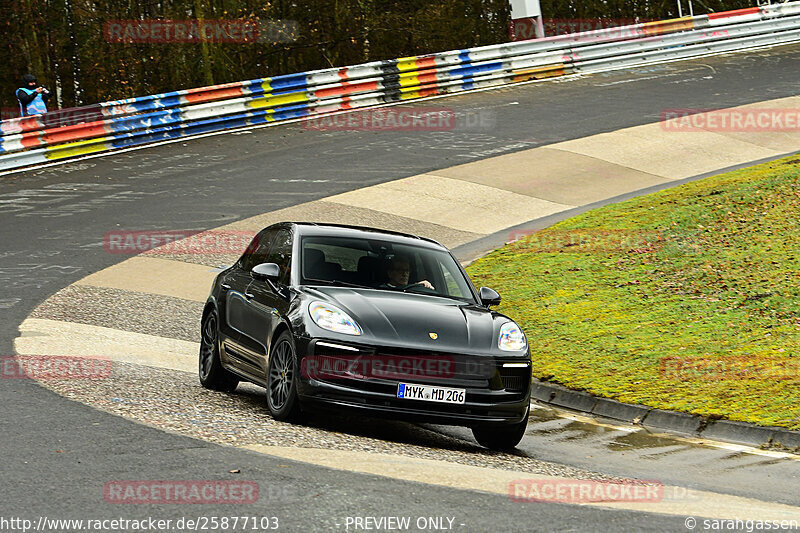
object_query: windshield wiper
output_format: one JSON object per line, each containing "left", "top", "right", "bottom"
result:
{"left": 376, "top": 285, "right": 473, "bottom": 304}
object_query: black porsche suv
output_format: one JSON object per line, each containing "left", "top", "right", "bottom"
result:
{"left": 199, "top": 222, "right": 532, "bottom": 450}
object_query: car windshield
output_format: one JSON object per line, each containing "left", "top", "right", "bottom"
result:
{"left": 299, "top": 235, "right": 476, "bottom": 303}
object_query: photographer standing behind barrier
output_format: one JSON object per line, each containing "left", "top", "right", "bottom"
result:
{"left": 16, "top": 74, "right": 50, "bottom": 116}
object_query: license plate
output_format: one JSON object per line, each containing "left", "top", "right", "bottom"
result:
{"left": 397, "top": 383, "right": 465, "bottom": 404}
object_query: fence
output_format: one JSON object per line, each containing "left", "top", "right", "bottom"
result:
{"left": 2, "top": 2, "right": 799, "bottom": 171}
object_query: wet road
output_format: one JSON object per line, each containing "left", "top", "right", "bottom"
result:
{"left": 2, "top": 45, "right": 800, "bottom": 530}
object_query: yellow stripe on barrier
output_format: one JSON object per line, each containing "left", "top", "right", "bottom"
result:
{"left": 396, "top": 57, "right": 419, "bottom": 72}
{"left": 248, "top": 92, "right": 310, "bottom": 110}
{"left": 512, "top": 64, "right": 569, "bottom": 82}
{"left": 260, "top": 80, "right": 273, "bottom": 93}
{"left": 398, "top": 81, "right": 441, "bottom": 95}
{"left": 399, "top": 75, "right": 421, "bottom": 88}
{"left": 643, "top": 17, "right": 695, "bottom": 35}
{"left": 399, "top": 90, "right": 422, "bottom": 100}
{"left": 44, "top": 137, "right": 111, "bottom": 160}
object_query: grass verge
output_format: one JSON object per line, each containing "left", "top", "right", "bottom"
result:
{"left": 466, "top": 154, "right": 800, "bottom": 429}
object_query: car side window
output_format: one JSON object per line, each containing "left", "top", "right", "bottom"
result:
{"left": 240, "top": 229, "right": 276, "bottom": 272}
{"left": 442, "top": 268, "right": 465, "bottom": 298}
{"left": 266, "top": 229, "right": 292, "bottom": 284}
{"left": 436, "top": 256, "right": 467, "bottom": 298}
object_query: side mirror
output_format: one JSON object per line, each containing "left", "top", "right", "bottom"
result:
{"left": 252, "top": 262, "right": 280, "bottom": 282}
{"left": 479, "top": 286, "right": 501, "bottom": 307}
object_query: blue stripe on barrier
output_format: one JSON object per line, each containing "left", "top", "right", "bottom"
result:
{"left": 272, "top": 107, "right": 310, "bottom": 121}
{"left": 450, "top": 62, "right": 503, "bottom": 78}
{"left": 268, "top": 73, "right": 309, "bottom": 91}
{"left": 105, "top": 99, "right": 310, "bottom": 144}
{"left": 106, "top": 108, "right": 288, "bottom": 150}
{"left": 125, "top": 95, "right": 183, "bottom": 113}
{"left": 272, "top": 86, "right": 309, "bottom": 96}
{"left": 458, "top": 50, "right": 472, "bottom": 63}
{"left": 108, "top": 109, "right": 184, "bottom": 133}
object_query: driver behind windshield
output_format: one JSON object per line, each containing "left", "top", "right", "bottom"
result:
{"left": 380, "top": 255, "right": 434, "bottom": 290}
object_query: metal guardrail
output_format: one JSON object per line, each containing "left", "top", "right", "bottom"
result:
{"left": 2, "top": 2, "right": 800, "bottom": 172}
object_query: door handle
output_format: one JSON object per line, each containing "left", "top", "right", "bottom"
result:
{"left": 221, "top": 283, "right": 231, "bottom": 290}
{"left": 245, "top": 293, "right": 255, "bottom": 300}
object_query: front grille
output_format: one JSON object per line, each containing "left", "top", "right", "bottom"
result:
{"left": 499, "top": 366, "right": 530, "bottom": 392}
{"left": 310, "top": 342, "right": 494, "bottom": 389}
{"left": 308, "top": 341, "right": 530, "bottom": 400}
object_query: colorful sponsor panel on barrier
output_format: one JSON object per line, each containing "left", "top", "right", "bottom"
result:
{"left": 3, "top": 2, "right": 800, "bottom": 170}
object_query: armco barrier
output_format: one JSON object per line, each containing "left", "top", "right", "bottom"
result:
{"left": 2, "top": 2, "right": 800, "bottom": 172}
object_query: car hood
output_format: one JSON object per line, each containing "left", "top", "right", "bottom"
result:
{"left": 301, "top": 287, "right": 500, "bottom": 354}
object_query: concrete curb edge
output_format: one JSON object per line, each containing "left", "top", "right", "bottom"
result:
{"left": 530, "top": 378, "right": 800, "bottom": 452}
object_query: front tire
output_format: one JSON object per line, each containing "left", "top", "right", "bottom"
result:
{"left": 472, "top": 410, "right": 529, "bottom": 451}
{"left": 199, "top": 309, "right": 239, "bottom": 392}
{"left": 266, "top": 331, "right": 302, "bottom": 422}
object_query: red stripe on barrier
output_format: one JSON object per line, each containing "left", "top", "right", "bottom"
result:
{"left": 20, "top": 134, "right": 44, "bottom": 148}
{"left": 417, "top": 72, "right": 438, "bottom": 85}
{"left": 42, "top": 105, "right": 104, "bottom": 128}
{"left": 415, "top": 57, "right": 437, "bottom": 69}
{"left": 315, "top": 81, "right": 379, "bottom": 98}
{"left": 2, "top": 116, "right": 44, "bottom": 135}
{"left": 183, "top": 86, "right": 245, "bottom": 104}
{"left": 43, "top": 121, "right": 110, "bottom": 144}
{"left": 338, "top": 68, "right": 349, "bottom": 80}
{"left": 416, "top": 87, "right": 440, "bottom": 98}
{"left": 708, "top": 7, "right": 760, "bottom": 19}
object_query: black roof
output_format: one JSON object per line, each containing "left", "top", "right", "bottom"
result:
{"left": 271, "top": 222, "right": 446, "bottom": 250}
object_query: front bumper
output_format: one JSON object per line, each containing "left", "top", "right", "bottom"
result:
{"left": 294, "top": 337, "right": 531, "bottom": 427}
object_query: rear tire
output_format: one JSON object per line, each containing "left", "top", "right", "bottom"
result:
{"left": 266, "top": 331, "right": 303, "bottom": 422}
{"left": 472, "top": 410, "right": 529, "bottom": 451}
{"left": 199, "top": 309, "right": 239, "bottom": 392}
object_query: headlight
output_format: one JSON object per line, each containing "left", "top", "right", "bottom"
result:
{"left": 309, "top": 301, "right": 362, "bottom": 336}
{"left": 498, "top": 322, "right": 526, "bottom": 351}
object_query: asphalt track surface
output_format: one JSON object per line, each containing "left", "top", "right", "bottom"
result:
{"left": 2, "top": 45, "right": 800, "bottom": 531}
